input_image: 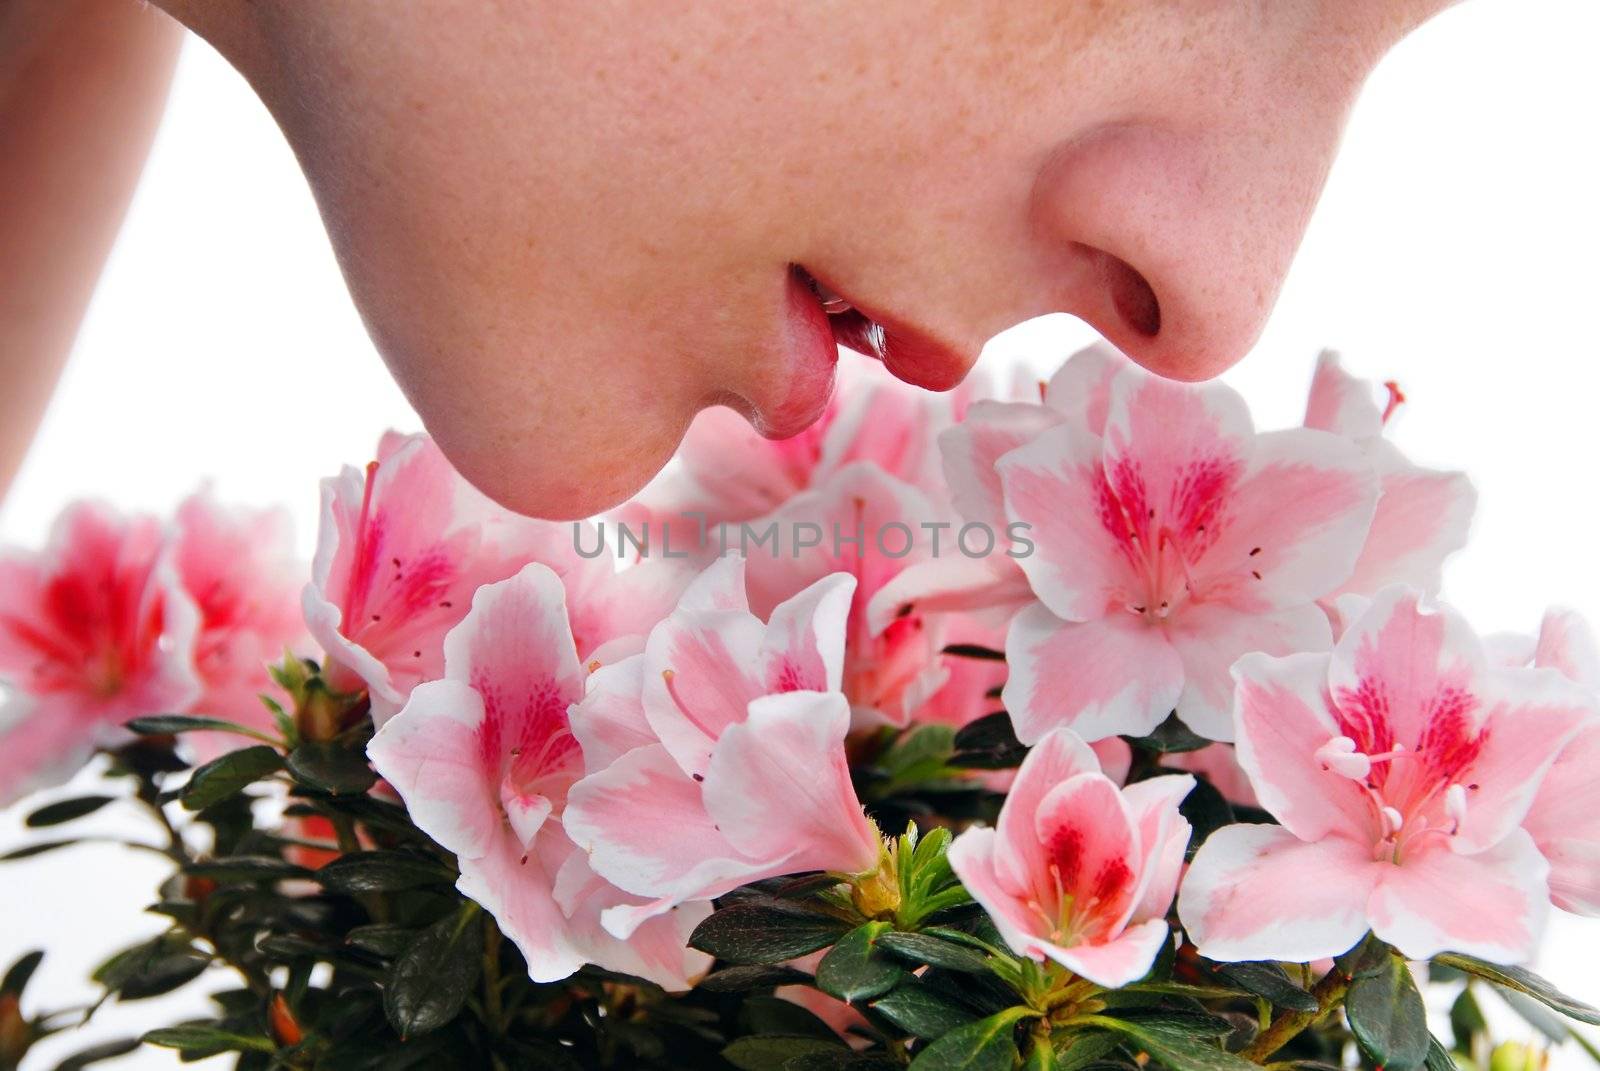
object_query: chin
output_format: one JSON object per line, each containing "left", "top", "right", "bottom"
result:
{"left": 433, "top": 420, "right": 681, "bottom": 522}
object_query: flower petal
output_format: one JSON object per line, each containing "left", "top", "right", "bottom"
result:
{"left": 640, "top": 606, "right": 766, "bottom": 777}
{"left": 702, "top": 691, "right": 881, "bottom": 878}
{"left": 1003, "top": 603, "right": 1184, "bottom": 744}
{"left": 1042, "top": 918, "right": 1172, "bottom": 989}
{"left": 762, "top": 572, "right": 856, "bottom": 694}
{"left": 1524, "top": 720, "right": 1600, "bottom": 916}
{"left": 367, "top": 679, "right": 500, "bottom": 860}
{"left": 569, "top": 655, "right": 656, "bottom": 771}
{"left": 457, "top": 832, "right": 585, "bottom": 983}
{"left": 1179, "top": 824, "right": 1376, "bottom": 963}
{"left": 994, "top": 728, "right": 1107, "bottom": 893}
{"left": 939, "top": 400, "right": 1063, "bottom": 532}
{"left": 1119, "top": 774, "right": 1194, "bottom": 925}
{"left": 1231, "top": 650, "right": 1370, "bottom": 843}
{"left": 1166, "top": 602, "right": 1332, "bottom": 741}
{"left": 1368, "top": 829, "right": 1550, "bottom": 962}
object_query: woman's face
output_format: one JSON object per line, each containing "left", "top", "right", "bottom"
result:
{"left": 164, "top": 0, "right": 1451, "bottom": 518}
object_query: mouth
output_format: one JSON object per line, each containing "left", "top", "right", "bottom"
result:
{"left": 789, "top": 265, "right": 973, "bottom": 393}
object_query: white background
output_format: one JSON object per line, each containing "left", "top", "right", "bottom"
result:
{"left": 2, "top": 2, "right": 1597, "bottom": 1066}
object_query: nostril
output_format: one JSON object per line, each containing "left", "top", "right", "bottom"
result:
{"left": 1082, "top": 244, "right": 1161, "bottom": 338}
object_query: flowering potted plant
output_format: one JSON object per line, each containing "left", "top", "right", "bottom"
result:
{"left": 2, "top": 346, "right": 1596, "bottom": 1071}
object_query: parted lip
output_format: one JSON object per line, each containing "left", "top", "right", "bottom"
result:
{"left": 792, "top": 265, "right": 973, "bottom": 392}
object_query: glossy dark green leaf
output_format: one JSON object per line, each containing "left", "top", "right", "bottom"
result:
{"left": 700, "top": 964, "right": 814, "bottom": 992}
{"left": 316, "top": 850, "right": 453, "bottom": 894}
{"left": 1210, "top": 961, "right": 1318, "bottom": 1013}
{"left": 1106, "top": 1008, "right": 1236, "bottom": 1040}
{"left": 0, "top": 839, "right": 78, "bottom": 861}
{"left": 908, "top": 1007, "right": 1032, "bottom": 1071}
{"left": 950, "top": 712, "right": 1028, "bottom": 770}
{"left": 1053, "top": 1032, "right": 1124, "bottom": 1071}
{"left": 93, "top": 934, "right": 212, "bottom": 1000}
{"left": 125, "top": 714, "right": 278, "bottom": 743}
{"left": 870, "top": 979, "right": 978, "bottom": 1039}
{"left": 286, "top": 740, "right": 377, "bottom": 795}
{"left": 141, "top": 1024, "right": 275, "bottom": 1054}
{"left": 184, "top": 855, "right": 311, "bottom": 882}
{"left": 180, "top": 745, "right": 283, "bottom": 811}
{"left": 1433, "top": 953, "right": 1600, "bottom": 1026}
{"left": 722, "top": 1035, "right": 848, "bottom": 1070}
{"left": 1425, "top": 1037, "right": 1462, "bottom": 1071}
{"left": 1346, "top": 949, "right": 1430, "bottom": 1071}
{"left": 690, "top": 899, "right": 854, "bottom": 965}
{"left": 1123, "top": 712, "right": 1210, "bottom": 753}
{"left": 876, "top": 930, "right": 990, "bottom": 974}
{"left": 1450, "top": 986, "right": 1488, "bottom": 1048}
{"left": 1080, "top": 1016, "right": 1260, "bottom": 1071}
{"left": 2, "top": 949, "right": 43, "bottom": 996}
{"left": 383, "top": 904, "right": 483, "bottom": 1038}
{"left": 346, "top": 924, "right": 420, "bottom": 959}
{"left": 742, "top": 994, "right": 843, "bottom": 1041}
{"left": 48, "top": 1037, "right": 142, "bottom": 1070}
{"left": 24, "top": 794, "right": 117, "bottom": 828}
{"left": 817, "top": 922, "right": 905, "bottom": 1003}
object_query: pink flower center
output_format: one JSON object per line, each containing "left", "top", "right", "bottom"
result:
{"left": 1322, "top": 677, "right": 1487, "bottom": 864}
{"left": 1096, "top": 453, "right": 1246, "bottom": 624}
{"left": 1027, "top": 825, "right": 1136, "bottom": 946}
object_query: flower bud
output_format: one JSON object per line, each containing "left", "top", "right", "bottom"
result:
{"left": 1490, "top": 1041, "right": 1548, "bottom": 1071}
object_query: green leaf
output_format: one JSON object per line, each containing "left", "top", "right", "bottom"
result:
{"left": 1024, "top": 1039, "right": 1058, "bottom": 1071}
{"left": 700, "top": 964, "right": 814, "bottom": 992}
{"left": 690, "top": 899, "right": 855, "bottom": 965}
{"left": 950, "top": 712, "right": 1028, "bottom": 770}
{"left": 816, "top": 922, "right": 905, "bottom": 1003}
{"left": 383, "top": 903, "right": 483, "bottom": 1038}
{"left": 181, "top": 745, "right": 283, "bottom": 811}
{"left": 1104, "top": 1008, "right": 1236, "bottom": 1039}
{"left": 1426, "top": 1037, "right": 1463, "bottom": 1071}
{"left": 1346, "top": 949, "right": 1430, "bottom": 1071}
{"left": 1079, "top": 1016, "right": 1260, "bottom": 1071}
{"left": 870, "top": 979, "right": 979, "bottom": 1039}
{"left": 722, "top": 1036, "right": 848, "bottom": 1071}
{"left": 93, "top": 935, "right": 212, "bottom": 1000}
{"left": 941, "top": 643, "right": 1006, "bottom": 661}
{"left": 346, "top": 924, "right": 421, "bottom": 959}
{"left": 286, "top": 740, "right": 377, "bottom": 795}
{"left": 742, "top": 994, "right": 844, "bottom": 1041}
{"left": 2, "top": 949, "right": 43, "bottom": 996}
{"left": 1209, "top": 961, "right": 1318, "bottom": 1013}
{"left": 876, "top": 931, "right": 991, "bottom": 974}
{"left": 25, "top": 794, "right": 117, "bottom": 828}
{"left": 141, "top": 1024, "right": 275, "bottom": 1054}
{"left": 1122, "top": 713, "right": 1209, "bottom": 753}
{"left": 1450, "top": 986, "right": 1489, "bottom": 1048}
{"left": 125, "top": 714, "right": 279, "bottom": 744}
{"left": 1177, "top": 777, "right": 1235, "bottom": 861}
{"left": 0, "top": 839, "right": 78, "bottom": 861}
{"left": 316, "top": 850, "right": 453, "bottom": 894}
{"left": 908, "top": 1007, "right": 1033, "bottom": 1071}
{"left": 1433, "top": 953, "right": 1600, "bottom": 1027}
{"left": 184, "top": 855, "right": 311, "bottom": 882}
{"left": 48, "top": 1038, "right": 142, "bottom": 1070}
{"left": 1053, "top": 1032, "right": 1124, "bottom": 1071}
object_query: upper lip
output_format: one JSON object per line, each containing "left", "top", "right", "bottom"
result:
{"left": 794, "top": 266, "right": 974, "bottom": 392}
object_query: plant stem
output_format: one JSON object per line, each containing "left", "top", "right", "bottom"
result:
{"left": 482, "top": 916, "right": 506, "bottom": 1036}
{"left": 1241, "top": 964, "right": 1353, "bottom": 1063}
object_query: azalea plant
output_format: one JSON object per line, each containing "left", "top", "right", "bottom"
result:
{"left": 2, "top": 346, "right": 1598, "bottom": 1071}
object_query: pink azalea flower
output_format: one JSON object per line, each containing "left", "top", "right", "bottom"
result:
{"left": 305, "top": 433, "right": 678, "bottom": 724}
{"left": 366, "top": 564, "right": 710, "bottom": 989}
{"left": 1180, "top": 588, "right": 1595, "bottom": 963}
{"left": 0, "top": 502, "right": 201, "bottom": 804}
{"left": 867, "top": 342, "right": 1124, "bottom": 631}
{"left": 171, "top": 492, "right": 308, "bottom": 761}
{"left": 1496, "top": 609, "right": 1600, "bottom": 917}
{"left": 563, "top": 558, "right": 883, "bottom": 937}
{"left": 999, "top": 357, "right": 1380, "bottom": 742}
{"left": 619, "top": 356, "right": 954, "bottom": 556}
{"left": 1303, "top": 352, "right": 1476, "bottom": 602}
{"left": 742, "top": 462, "right": 955, "bottom": 728}
{"left": 947, "top": 728, "right": 1193, "bottom": 987}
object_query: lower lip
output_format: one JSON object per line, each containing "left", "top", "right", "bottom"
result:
{"left": 789, "top": 267, "right": 972, "bottom": 394}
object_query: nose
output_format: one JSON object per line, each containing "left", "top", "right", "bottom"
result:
{"left": 1030, "top": 118, "right": 1340, "bottom": 381}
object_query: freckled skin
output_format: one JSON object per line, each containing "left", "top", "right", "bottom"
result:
{"left": 137, "top": 0, "right": 1454, "bottom": 519}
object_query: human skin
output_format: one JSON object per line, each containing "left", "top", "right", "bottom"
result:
{"left": 3, "top": 1, "right": 1453, "bottom": 519}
